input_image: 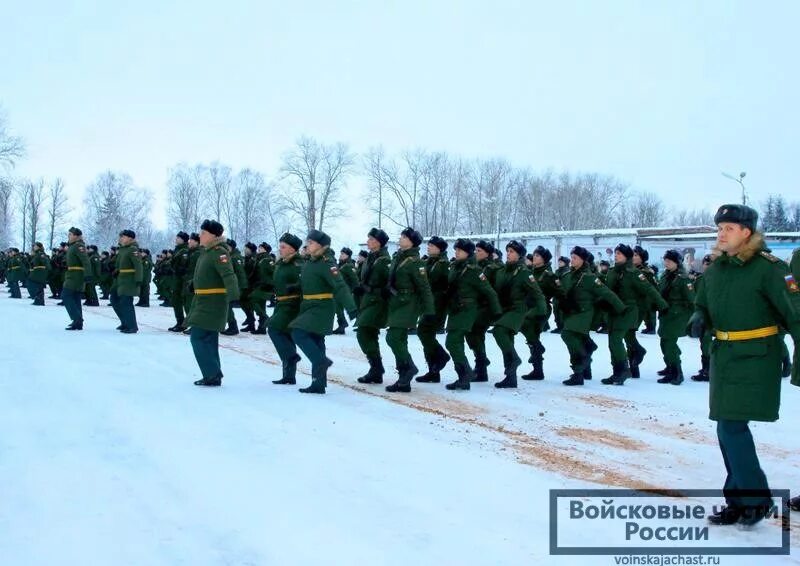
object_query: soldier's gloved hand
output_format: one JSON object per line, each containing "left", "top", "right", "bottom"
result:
{"left": 687, "top": 313, "right": 705, "bottom": 338}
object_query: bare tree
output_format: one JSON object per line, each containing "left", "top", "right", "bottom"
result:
{"left": 0, "top": 108, "right": 25, "bottom": 171}
{"left": 167, "top": 164, "right": 206, "bottom": 232}
{"left": 618, "top": 191, "right": 666, "bottom": 228}
{"left": 0, "top": 177, "right": 15, "bottom": 248}
{"left": 281, "top": 136, "right": 354, "bottom": 231}
{"left": 82, "top": 171, "right": 153, "bottom": 247}
{"left": 18, "top": 180, "right": 31, "bottom": 251}
{"left": 23, "top": 178, "right": 47, "bottom": 246}
{"left": 46, "top": 178, "right": 71, "bottom": 249}
{"left": 205, "top": 162, "right": 233, "bottom": 224}
{"left": 363, "top": 146, "right": 392, "bottom": 229}
{"left": 231, "top": 168, "right": 268, "bottom": 242}
{"left": 669, "top": 208, "right": 715, "bottom": 227}
{"left": 264, "top": 180, "right": 292, "bottom": 246}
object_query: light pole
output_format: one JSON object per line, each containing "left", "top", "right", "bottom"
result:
{"left": 721, "top": 171, "right": 747, "bottom": 205}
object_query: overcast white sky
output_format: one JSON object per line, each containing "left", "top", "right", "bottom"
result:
{"left": 2, "top": 1, "right": 798, "bottom": 245}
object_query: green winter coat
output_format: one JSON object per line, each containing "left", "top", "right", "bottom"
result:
{"left": 338, "top": 260, "right": 358, "bottom": 290}
{"left": 268, "top": 252, "right": 303, "bottom": 332}
{"left": 184, "top": 247, "right": 200, "bottom": 292}
{"left": 605, "top": 260, "right": 667, "bottom": 330}
{"left": 657, "top": 267, "right": 695, "bottom": 340}
{"left": 112, "top": 242, "right": 143, "bottom": 297}
{"left": 446, "top": 257, "right": 501, "bottom": 331}
{"left": 141, "top": 255, "right": 153, "bottom": 287}
{"left": 289, "top": 247, "right": 356, "bottom": 336}
{"left": 64, "top": 239, "right": 91, "bottom": 292}
{"left": 424, "top": 252, "right": 450, "bottom": 317}
{"left": 559, "top": 264, "right": 625, "bottom": 334}
{"left": 186, "top": 239, "right": 240, "bottom": 331}
{"left": 6, "top": 255, "right": 23, "bottom": 283}
{"left": 476, "top": 258, "right": 503, "bottom": 320}
{"left": 533, "top": 264, "right": 558, "bottom": 319}
{"left": 493, "top": 260, "right": 546, "bottom": 332}
{"left": 355, "top": 247, "right": 391, "bottom": 328}
{"left": 248, "top": 252, "right": 275, "bottom": 302}
{"left": 386, "top": 246, "right": 435, "bottom": 329}
{"left": 28, "top": 250, "right": 51, "bottom": 284}
{"left": 231, "top": 249, "right": 248, "bottom": 291}
{"left": 695, "top": 236, "right": 800, "bottom": 422}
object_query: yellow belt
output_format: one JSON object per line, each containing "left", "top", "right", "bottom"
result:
{"left": 68, "top": 267, "right": 84, "bottom": 271}
{"left": 303, "top": 293, "right": 334, "bottom": 300}
{"left": 10, "top": 266, "right": 21, "bottom": 270}
{"left": 194, "top": 288, "right": 227, "bottom": 295}
{"left": 32, "top": 266, "right": 47, "bottom": 270}
{"left": 276, "top": 294, "right": 301, "bottom": 301}
{"left": 119, "top": 269, "right": 135, "bottom": 273}
{"left": 715, "top": 326, "right": 779, "bottom": 341}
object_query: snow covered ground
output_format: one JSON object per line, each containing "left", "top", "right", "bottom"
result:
{"left": 1, "top": 289, "right": 799, "bottom": 565}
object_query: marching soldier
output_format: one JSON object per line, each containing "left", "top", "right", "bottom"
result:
{"left": 551, "top": 256, "right": 570, "bottom": 333}
{"left": 0, "top": 250, "right": 6, "bottom": 284}
{"left": 248, "top": 242, "right": 275, "bottom": 334}
{"left": 601, "top": 243, "right": 667, "bottom": 385}
{"left": 83, "top": 245, "right": 101, "bottom": 307}
{"left": 221, "top": 239, "right": 248, "bottom": 336}
{"left": 136, "top": 248, "right": 153, "bottom": 307}
{"left": 160, "top": 249, "right": 174, "bottom": 307}
{"left": 332, "top": 247, "right": 358, "bottom": 334}
{"left": 520, "top": 246, "right": 558, "bottom": 380}
{"left": 655, "top": 249, "right": 695, "bottom": 385}
{"left": 443, "top": 239, "right": 501, "bottom": 390}
{"left": 690, "top": 254, "right": 714, "bottom": 382}
{"left": 49, "top": 244, "right": 66, "bottom": 299}
{"left": 559, "top": 247, "right": 625, "bottom": 386}
{"left": 186, "top": 220, "right": 240, "bottom": 386}
{"left": 62, "top": 227, "right": 92, "bottom": 330}
{"left": 6, "top": 248, "right": 22, "bottom": 298}
{"left": 99, "top": 249, "right": 114, "bottom": 300}
{"left": 355, "top": 250, "right": 368, "bottom": 279}
{"left": 382, "top": 227, "right": 434, "bottom": 393}
{"left": 240, "top": 242, "right": 258, "bottom": 332}
{"left": 169, "top": 232, "right": 191, "bottom": 332}
{"left": 492, "top": 240, "right": 546, "bottom": 388}
{"left": 633, "top": 246, "right": 658, "bottom": 336}
{"left": 466, "top": 241, "right": 502, "bottom": 382}
{"left": 354, "top": 228, "right": 391, "bottom": 384}
{"left": 416, "top": 236, "right": 451, "bottom": 383}
{"left": 28, "top": 242, "right": 50, "bottom": 306}
{"left": 268, "top": 234, "right": 304, "bottom": 384}
{"left": 111, "top": 229, "right": 143, "bottom": 334}
{"left": 288, "top": 230, "right": 357, "bottom": 394}
{"left": 690, "top": 204, "right": 800, "bottom": 526}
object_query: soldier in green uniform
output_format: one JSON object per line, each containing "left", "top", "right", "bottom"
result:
{"left": 789, "top": 246, "right": 800, "bottom": 512}
{"left": 62, "top": 227, "right": 92, "bottom": 330}
{"left": 491, "top": 240, "right": 546, "bottom": 388}
{"left": 83, "top": 245, "right": 101, "bottom": 307}
{"left": 160, "top": 249, "right": 174, "bottom": 307}
{"left": 690, "top": 204, "right": 800, "bottom": 526}
{"left": 333, "top": 247, "right": 358, "bottom": 334}
{"left": 6, "top": 248, "right": 22, "bottom": 298}
{"left": 289, "top": 229, "right": 357, "bottom": 394}
{"left": 169, "top": 232, "right": 191, "bottom": 331}
{"left": 355, "top": 250, "right": 368, "bottom": 280}
{"left": 221, "top": 240, "right": 248, "bottom": 336}
{"left": 559, "top": 247, "right": 626, "bottom": 386}
{"left": 416, "top": 236, "right": 451, "bottom": 383}
{"left": 178, "top": 234, "right": 202, "bottom": 333}
{"left": 551, "top": 256, "right": 570, "bottom": 333}
{"left": 187, "top": 220, "right": 240, "bottom": 386}
{"left": 245, "top": 242, "right": 274, "bottom": 334}
{"left": 443, "top": 239, "right": 501, "bottom": 390}
{"left": 689, "top": 254, "right": 714, "bottom": 381}
{"left": 27, "top": 242, "right": 51, "bottom": 306}
{"left": 654, "top": 249, "right": 695, "bottom": 385}
{"left": 49, "top": 244, "right": 66, "bottom": 299}
{"left": 269, "top": 234, "right": 304, "bottom": 384}
{"left": 354, "top": 228, "right": 391, "bottom": 385}
{"left": 520, "top": 245, "right": 558, "bottom": 381}
{"left": 110, "top": 229, "right": 143, "bottom": 333}
{"left": 633, "top": 246, "right": 658, "bottom": 335}
{"left": 136, "top": 248, "right": 153, "bottom": 307}
{"left": 466, "top": 241, "right": 502, "bottom": 382}
{"left": 601, "top": 243, "right": 668, "bottom": 385}
{"left": 99, "top": 249, "right": 114, "bottom": 300}
{"left": 240, "top": 242, "right": 258, "bottom": 332}
{"left": 381, "top": 228, "right": 435, "bottom": 392}
{"left": 0, "top": 250, "right": 6, "bottom": 284}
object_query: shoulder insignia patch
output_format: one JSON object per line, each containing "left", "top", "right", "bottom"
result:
{"left": 219, "top": 254, "right": 229, "bottom": 264}
{"left": 687, "top": 283, "right": 693, "bottom": 291}
{"left": 528, "top": 274, "right": 535, "bottom": 282}
{"left": 555, "top": 279, "right": 561, "bottom": 286}
{"left": 419, "top": 267, "right": 427, "bottom": 276}
{"left": 78, "top": 246, "right": 85, "bottom": 253}
{"left": 595, "top": 278, "right": 603, "bottom": 286}
{"left": 760, "top": 251, "right": 780, "bottom": 263}
{"left": 638, "top": 273, "right": 647, "bottom": 281}
{"left": 479, "top": 273, "right": 487, "bottom": 281}
{"left": 786, "top": 274, "right": 799, "bottom": 293}
{"left": 330, "top": 265, "right": 339, "bottom": 275}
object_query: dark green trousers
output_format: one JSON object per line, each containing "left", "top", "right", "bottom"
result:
{"left": 608, "top": 328, "right": 640, "bottom": 363}
{"left": 717, "top": 420, "right": 772, "bottom": 508}
{"left": 110, "top": 291, "right": 138, "bottom": 331}
{"left": 492, "top": 325, "right": 516, "bottom": 354}
{"left": 173, "top": 281, "right": 186, "bottom": 322}
{"left": 190, "top": 327, "right": 221, "bottom": 380}
{"left": 418, "top": 313, "right": 446, "bottom": 362}
{"left": 561, "top": 329, "right": 588, "bottom": 372}
{"left": 61, "top": 288, "right": 83, "bottom": 322}
{"left": 386, "top": 327, "right": 411, "bottom": 365}
{"left": 465, "top": 322, "right": 490, "bottom": 359}
{"left": 445, "top": 329, "right": 468, "bottom": 365}
{"left": 660, "top": 336, "right": 682, "bottom": 365}
{"left": 357, "top": 326, "right": 381, "bottom": 358}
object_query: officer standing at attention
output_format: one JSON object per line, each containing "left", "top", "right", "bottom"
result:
{"left": 186, "top": 220, "right": 240, "bottom": 387}
{"left": 691, "top": 204, "right": 799, "bottom": 526}
{"left": 28, "top": 242, "right": 51, "bottom": 306}
{"left": 111, "top": 229, "right": 143, "bottom": 334}
{"left": 62, "top": 227, "right": 92, "bottom": 330}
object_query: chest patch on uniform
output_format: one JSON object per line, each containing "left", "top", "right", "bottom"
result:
{"left": 219, "top": 254, "right": 229, "bottom": 264}
{"left": 786, "top": 274, "right": 799, "bottom": 293}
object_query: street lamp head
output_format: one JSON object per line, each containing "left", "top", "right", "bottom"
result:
{"left": 739, "top": 172, "right": 746, "bottom": 179}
